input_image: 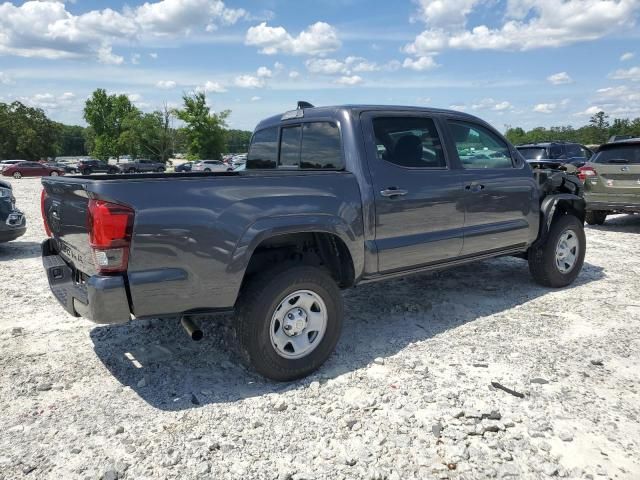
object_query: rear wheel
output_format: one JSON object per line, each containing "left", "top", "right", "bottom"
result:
{"left": 585, "top": 210, "right": 607, "bottom": 225}
{"left": 12, "top": 172, "right": 22, "bottom": 179}
{"left": 156, "top": 167, "right": 164, "bottom": 173}
{"left": 50, "top": 171, "right": 59, "bottom": 176}
{"left": 528, "top": 214, "right": 586, "bottom": 288}
{"left": 235, "top": 265, "right": 343, "bottom": 381}
{"left": 128, "top": 168, "right": 136, "bottom": 174}
{"left": 204, "top": 168, "right": 211, "bottom": 172}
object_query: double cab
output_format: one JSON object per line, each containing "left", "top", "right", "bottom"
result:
{"left": 41, "top": 104, "right": 586, "bottom": 380}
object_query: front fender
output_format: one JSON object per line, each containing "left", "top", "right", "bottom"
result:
{"left": 535, "top": 193, "right": 586, "bottom": 246}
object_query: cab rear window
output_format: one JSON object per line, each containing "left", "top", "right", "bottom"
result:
{"left": 593, "top": 145, "right": 640, "bottom": 164}
{"left": 247, "top": 122, "right": 344, "bottom": 170}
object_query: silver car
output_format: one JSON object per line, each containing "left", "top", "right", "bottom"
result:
{"left": 192, "top": 160, "right": 231, "bottom": 172}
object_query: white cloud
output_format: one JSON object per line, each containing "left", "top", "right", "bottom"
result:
{"left": 470, "top": 98, "right": 513, "bottom": 111}
{"left": 412, "top": 0, "right": 483, "bottom": 29}
{"left": 305, "top": 56, "right": 378, "bottom": 76}
{"left": 245, "top": 21, "right": 341, "bottom": 56}
{"left": 449, "top": 104, "right": 467, "bottom": 111}
{"left": 197, "top": 80, "right": 227, "bottom": 93}
{"left": 289, "top": 71, "right": 300, "bottom": 79}
{"left": 493, "top": 101, "right": 512, "bottom": 111}
{"left": 574, "top": 105, "right": 604, "bottom": 116}
{"left": 609, "top": 66, "right": 640, "bottom": 81}
{"left": 131, "top": 53, "right": 141, "bottom": 65}
{"left": 149, "top": 52, "right": 159, "bottom": 59}
{"left": 234, "top": 75, "right": 265, "bottom": 88}
{"left": 0, "top": 0, "right": 247, "bottom": 62}
{"left": 404, "top": 0, "right": 640, "bottom": 55}
{"left": 156, "top": 80, "right": 177, "bottom": 89}
{"left": 306, "top": 58, "right": 348, "bottom": 75}
{"left": 250, "top": 96, "right": 261, "bottom": 101}
{"left": 547, "top": 72, "right": 573, "bottom": 85}
{"left": 345, "top": 56, "right": 378, "bottom": 72}
{"left": 97, "top": 45, "right": 124, "bottom": 65}
{"left": 21, "top": 91, "right": 77, "bottom": 110}
{"left": 620, "top": 52, "right": 635, "bottom": 61}
{"left": 402, "top": 56, "right": 439, "bottom": 71}
{"left": 334, "top": 75, "right": 363, "bottom": 86}
{"left": 256, "top": 66, "right": 273, "bottom": 78}
{"left": 533, "top": 103, "right": 556, "bottom": 113}
{"left": 0, "top": 72, "right": 14, "bottom": 85}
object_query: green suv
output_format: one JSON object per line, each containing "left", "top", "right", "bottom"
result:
{"left": 579, "top": 139, "right": 640, "bottom": 225}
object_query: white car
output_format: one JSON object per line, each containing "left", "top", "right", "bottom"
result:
{"left": 192, "top": 160, "right": 231, "bottom": 172}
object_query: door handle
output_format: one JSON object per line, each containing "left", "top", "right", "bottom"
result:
{"left": 465, "top": 183, "right": 485, "bottom": 193}
{"left": 380, "top": 188, "right": 408, "bottom": 197}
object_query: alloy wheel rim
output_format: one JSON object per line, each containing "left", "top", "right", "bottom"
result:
{"left": 269, "top": 290, "right": 327, "bottom": 359}
{"left": 555, "top": 229, "right": 579, "bottom": 274}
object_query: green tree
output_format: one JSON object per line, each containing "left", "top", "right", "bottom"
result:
{"left": 83, "top": 88, "right": 140, "bottom": 160}
{"left": 175, "top": 92, "right": 229, "bottom": 160}
{"left": 56, "top": 124, "right": 87, "bottom": 156}
{"left": 589, "top": 111, "right": 610, "bottom": 144}
{"left": 0, "top": 101, "right": 60, "bottom": 160}
{"left": 119, "top": 105, "right": 177, "bottom": 162}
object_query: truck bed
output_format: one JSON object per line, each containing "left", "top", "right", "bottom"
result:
{"left": 41, "top": 170, "right": 364, "bottom": 321}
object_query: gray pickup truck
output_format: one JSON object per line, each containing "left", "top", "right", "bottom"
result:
{"left": 41, "top": 104, "right": 586, "bottom": 380}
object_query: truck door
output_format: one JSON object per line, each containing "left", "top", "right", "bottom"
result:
{"left": 361, "top": 112, "right": 465, "bottom": 273}
{"left": 444, "top": 119, "right": 538, "bottom": 256}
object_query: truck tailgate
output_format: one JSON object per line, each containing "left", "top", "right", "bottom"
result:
{"left": 41, "top": 178, "right": 98, "bottom": 276}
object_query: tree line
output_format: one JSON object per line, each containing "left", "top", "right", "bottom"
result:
{"left": 4, "top": 96, "right": 639, "bottom": 162}
{"left": 505, "top": 111, "right": 640, "bottom": 146}
{"left": 0, "top": 89, "right": 253, "bottom": 162}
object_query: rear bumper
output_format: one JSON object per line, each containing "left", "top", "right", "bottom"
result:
{"left": 586, "top": 201, "right": 640, "bottom": 213}
{"left": 42, "top": 239, "right": 132, "bottom": 324}
{"left": 0, "top": 226, "right": 26, "bottom": 242}
{"left": 0, "top": 212, "right": 27, "bottom": 243}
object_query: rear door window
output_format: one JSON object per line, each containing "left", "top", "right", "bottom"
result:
{"left": 371, "top": 116, "right": 446, "bottom": 168}
{"left": 300, "top": 122, "right": 343, "bottom": 169}
{"left": 247, "top": 127, "right": 278, "bottom": 168}
{"left": 565, "top": 144, "right": 583, "bottom": 157}
{"left": 279, "top": 125, "right": 302, "bottom": 167}
{"left": 517, "top": 147, "right": 546, "bottom": 160}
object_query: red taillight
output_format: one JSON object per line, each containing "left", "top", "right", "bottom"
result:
{"left": 41, "top": 189, "right": 52, "bottom": 237}
{"left": 88, "top": 199, "right": 134, "bottom": 274}
{"left": 577, "top": 166, "right": 597, "bottom": 182}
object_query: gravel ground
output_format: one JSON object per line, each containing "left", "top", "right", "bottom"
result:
{"left": 1, "top": 176, "right": 639, "bottom": 480}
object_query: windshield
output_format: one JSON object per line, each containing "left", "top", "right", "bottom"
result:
{"left": 516, "top": 147, "right": 547, "bottom": 160}
{"left": 593, "top": 145, "right": 640, "bottom": 164}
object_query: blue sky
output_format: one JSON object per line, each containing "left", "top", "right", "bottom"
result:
{"left": 1, "top": 0, "right": 639, "bottom": 132}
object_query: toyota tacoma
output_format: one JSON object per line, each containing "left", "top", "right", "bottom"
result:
{"left": 40, "top": 104, "right": 586, "bottom": 380}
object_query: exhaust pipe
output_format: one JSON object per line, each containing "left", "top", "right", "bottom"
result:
{"left": 181, "top": 316, "right": 203, "bottom": 341}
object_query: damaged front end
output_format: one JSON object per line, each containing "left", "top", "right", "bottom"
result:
{"left": 0, "top": 180, "right": 27, "bottom": 243}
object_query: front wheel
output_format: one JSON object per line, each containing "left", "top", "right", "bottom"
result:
{"left": 156, "top": 167, "right": 165, "bottom": 173}
{"left": 128, "top": 168, "right": 136, "bottom": 174}
{"left": 13, "top": 172, "right": 22, "bottom": 179}
{"left": 235, "top": 265, "right": 343, "bottom": 381}
{"left": 585, "top": 210, "right": 607, "bottom": 225}
{"left": 528, "top": 214, "right": 586, "bottom": 288}
{"left": 50, "top": 171, "right": 59, "bottom": 176}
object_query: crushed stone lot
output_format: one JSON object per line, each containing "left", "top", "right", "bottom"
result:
{"left": 1, "top": 176, "right": 639, "bottom": 480}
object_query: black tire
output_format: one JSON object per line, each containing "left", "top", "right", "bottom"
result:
{"left": 107, "top": 168, "right": 117, "bottom": 174}
{"left": 204, "top": 168, "right": 211, "bottom": 172}
{"left": 528, "top": 214, "right": 586, "bottom": 288}
{"left": 585, "top": 210, "right": 607, "bottom": 225}
{"left": 81, "top": 169, "right": 91, "bottom": 175}
{"left": 235, "top": 264, "right": 343, "bottom": 381}
{"left": 128, "top": 168, "right": 136, "bottom": 174}
{"left": 49, "top": 171, "right": 59, "bottom": 176}
{"left": 12, "top": 172, "right": 22, "bottom": 179}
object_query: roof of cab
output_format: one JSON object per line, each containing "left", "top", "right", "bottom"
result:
{"left": 254, "top": 104, "right": 483, "bottom": 131}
